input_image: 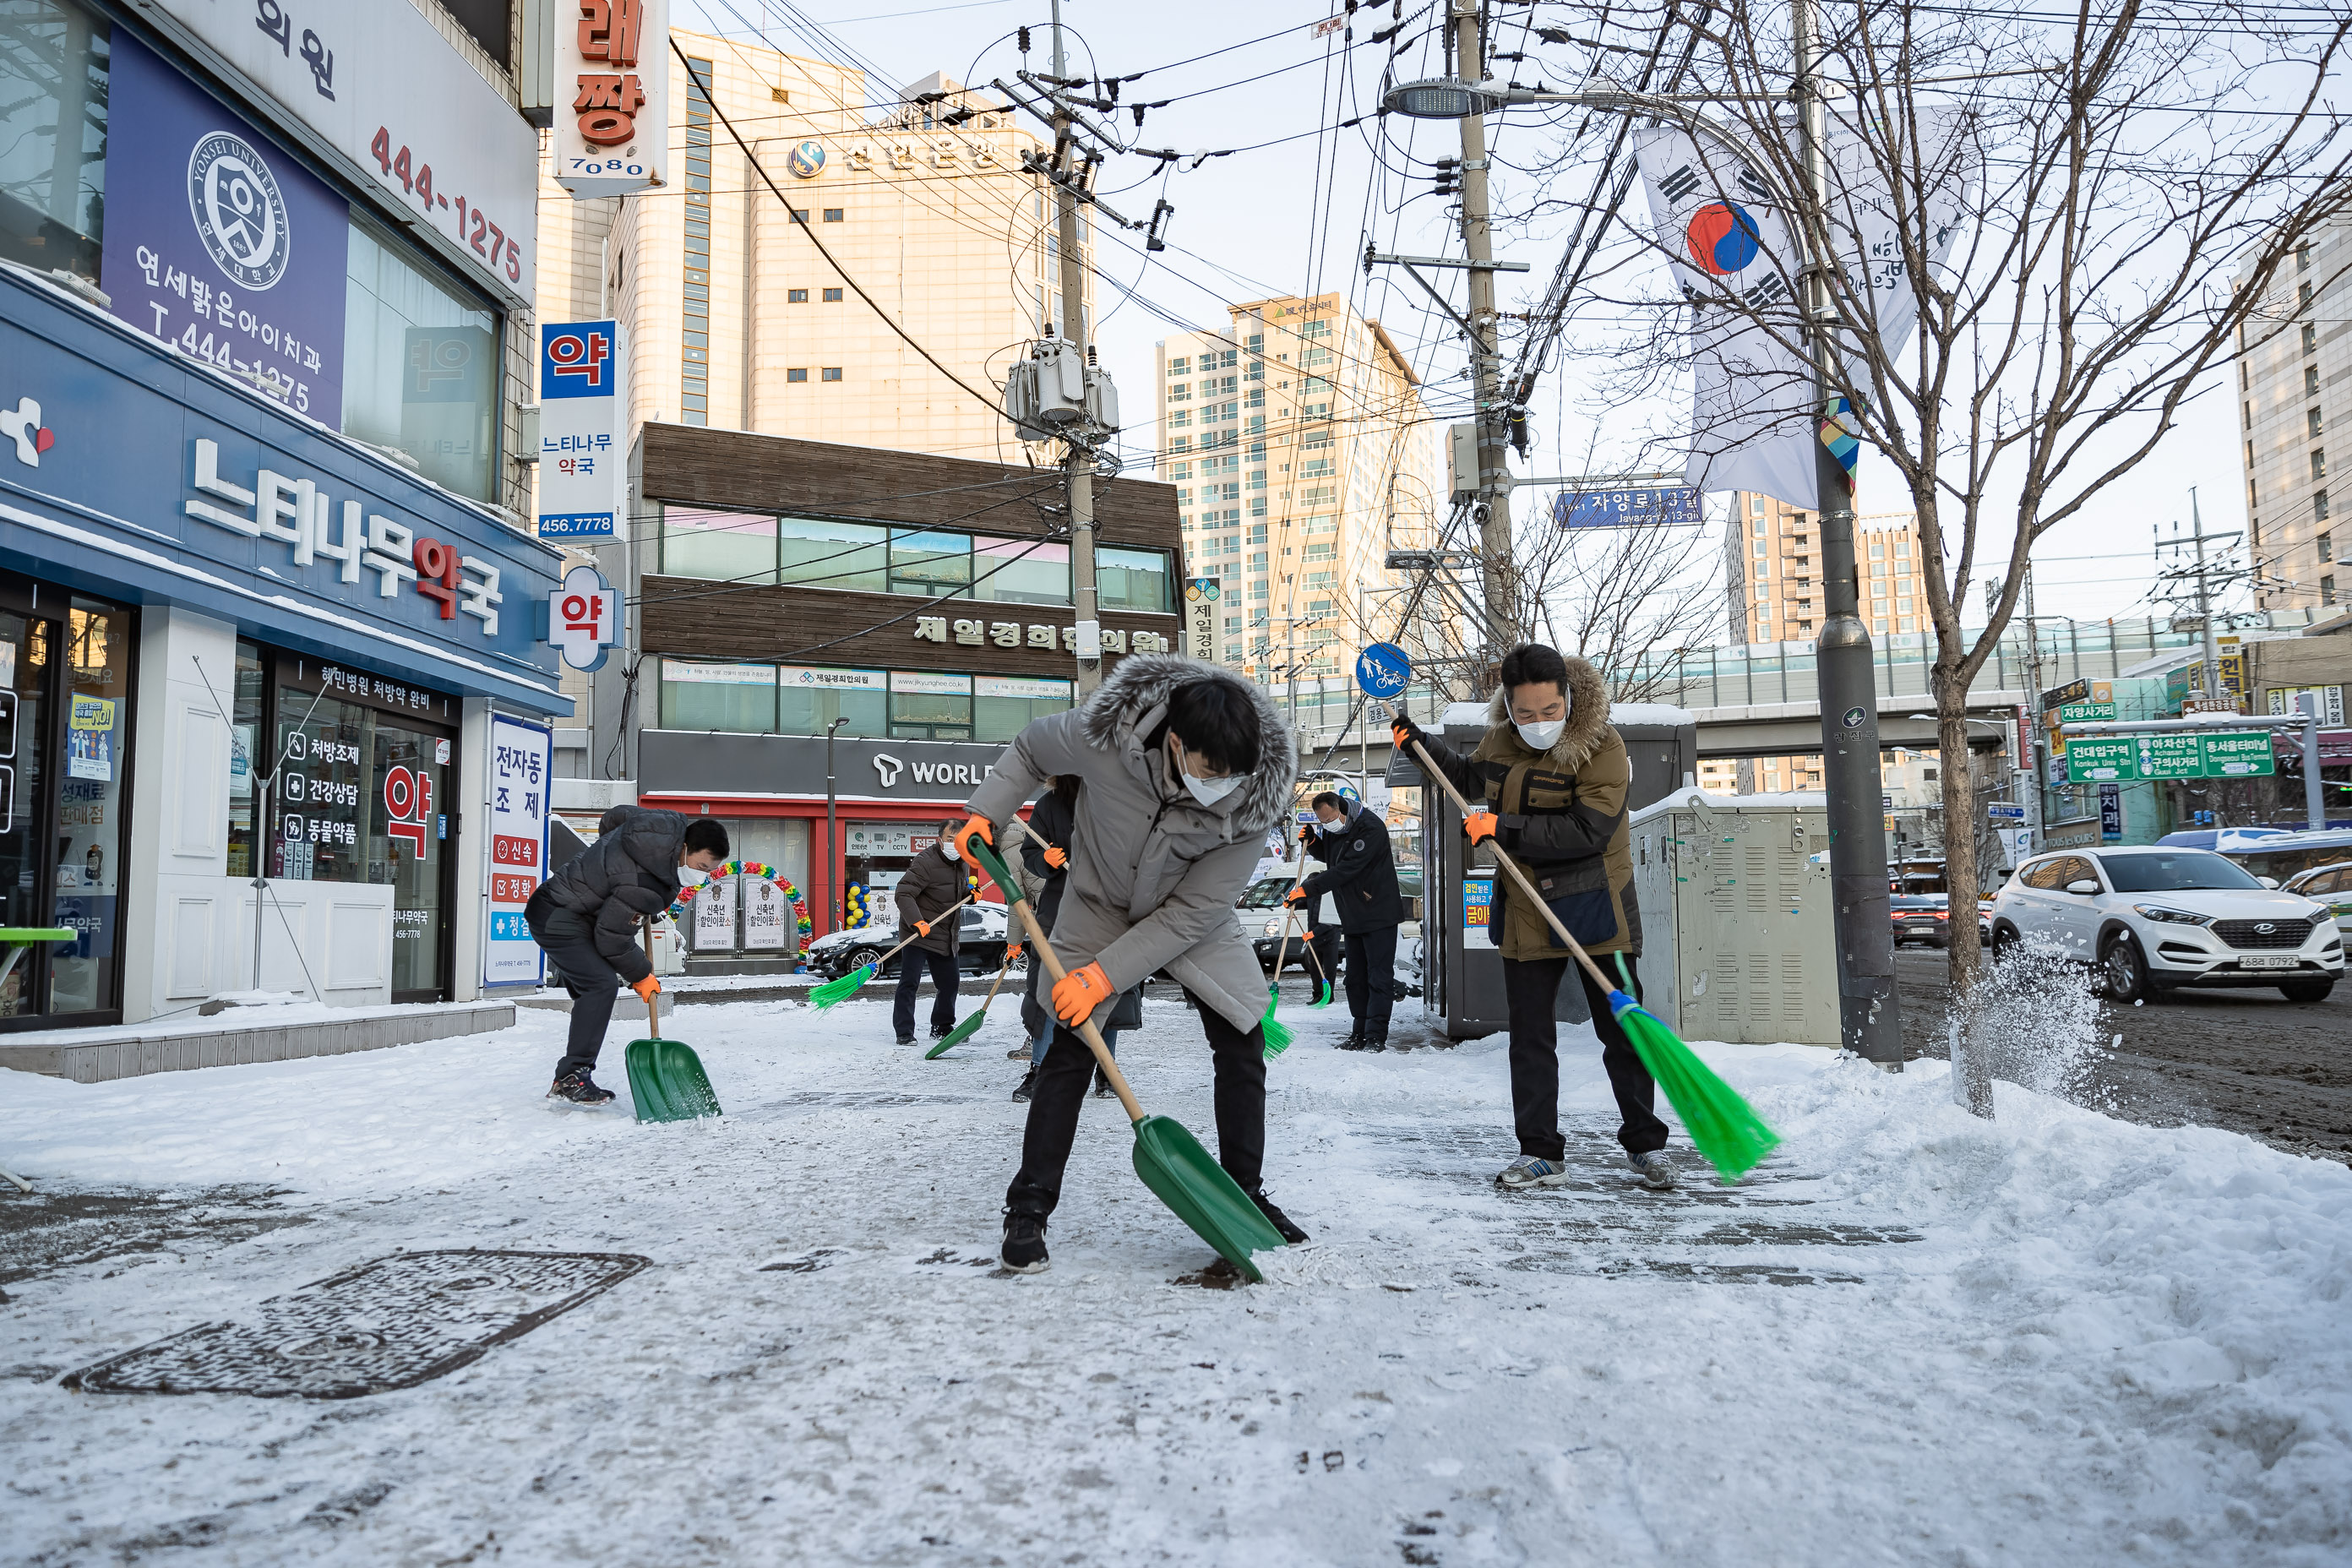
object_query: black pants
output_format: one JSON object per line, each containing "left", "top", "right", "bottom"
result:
{"left": 1304, "top": 924, "right": 1342, "bottom": 994}
{"left": 1006, "top": 987, "right": 1266, "bottom": 1222}
{"left": 891, "top": 947, "right": 961, "bottom": 1038}
{"left": 1342, "top": 924, "right": 1399, "bottom": 1032}
{"left": 1500, "top": 951, "right": 1668, "bottom": 1161}
{"left": 527, "top": 899, "right": 623, "bottom": 1077}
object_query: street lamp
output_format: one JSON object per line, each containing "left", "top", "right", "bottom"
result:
{"left": 824, "top": 716, "right": 850, "bottom": 939}
{"left": 1382, "top": 77, "right": 1508, "bottom": 118}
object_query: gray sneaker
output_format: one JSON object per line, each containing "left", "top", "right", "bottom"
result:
{"left": 1627, "top": 1150, "right": 1677, "bottom": 1190}
{"left": 1495, "top": 1155, "right": 1571, "bottom": 1190}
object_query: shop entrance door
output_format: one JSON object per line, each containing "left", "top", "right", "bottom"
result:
{"left": 0, "top": 585, "right": 136, "bottom": 1026}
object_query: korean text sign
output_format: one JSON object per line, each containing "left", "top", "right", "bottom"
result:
{"left": 101, "top": 35, "right": 350, "bottom": 426}
{"left": 537, "top": 321, "right": 624, "bottom": 539}
{"left": 554, "top": 0, "right": 670, "bottom": 198}
{"left": 483, "top": 716, "right": 552, "bottom": 984}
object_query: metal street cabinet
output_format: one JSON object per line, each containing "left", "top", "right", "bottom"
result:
{"left": 1391, "top": 701, "right": 1697, "bottom": 1042}
{"left": 1629, "top": 788, "right": 1838, "bottom": 1047}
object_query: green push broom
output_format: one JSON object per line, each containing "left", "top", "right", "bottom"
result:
{"left": 1258, "top": 906, "right": 1299, "bottom": 1060}
{"left": 807, "top": 895, "right": 977, "bottom": 1009}
{"left": 1402, "top": 735, "right": 1780, "bottom": 1183}
{"left": 971, "top": 824, "right": 1288, "bottom": 1279}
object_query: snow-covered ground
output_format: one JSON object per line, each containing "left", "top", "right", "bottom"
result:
{"left": 3, "top": 994, "right": 2348, "bottom": 1565}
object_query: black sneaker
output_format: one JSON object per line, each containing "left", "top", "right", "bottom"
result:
{"left": 1250, "top": 1191, "right": 1309, "bottom": 1245}
{"left": 1011, "top": 1068, "right": 1037, "bottom": 1102}
{"left": 547, "top": 1068, "right": 616, "bottom": 1105}
{"left": 1001, "top": 1213, "right": 1049, "bottom": 1273}
{"left": 1364, "top": 1026, "right": 1389, "bottom": 1054}
{"left": 895, "top": 1034, "right": 917, "bottom": 1048}
{"left": 1336, "top": 1026, "right": 1365, "bottom": 1052}
{"left": 1092, "top": 1070, "right": 1115, "bottom": 1099}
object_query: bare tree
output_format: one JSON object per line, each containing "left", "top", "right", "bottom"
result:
{"left": 1544, "top": 0, "right": 2350, "bottom": 992}
{"left": 1515, "top": 506, "right": 1729, "bottom": 704}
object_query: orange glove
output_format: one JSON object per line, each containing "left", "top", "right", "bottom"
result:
{"left": 1298, "top": 824, "right": 1317, "bottom": 846}
{"left": 1284, "top": 886, "right": 1309, "bottom": 906}
{"left": 950, "top": 815, "right": 994, "bottom": 867}
{"left": 1391, "top": 716, "right": 1424, "bottom": 753}
{"left": 914, "top": 919, "right": 932, "bottom": 936}
{"left": 1464, "top": 810, "right": 1499, "bottom": 846}
{"left": 630, "top": 975, "right": 661, "bottom": 1003}
{"left": 1043, "top": 844, "right": 1068, "bottom": 869}
{"left": 1052, "top": 961, "right": 1114, "bottom": 1023}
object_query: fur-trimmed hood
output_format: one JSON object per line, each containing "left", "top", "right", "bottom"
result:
{"left": 1081, "top": 653, "right": 1295, "bottom": 839}
{"left": 1481, "top": 654, "right": 1614, "bottom": 770}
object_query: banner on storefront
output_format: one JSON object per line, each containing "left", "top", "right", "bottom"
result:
{"left": 482, "top": 715, "right": 552, "bottom": 985}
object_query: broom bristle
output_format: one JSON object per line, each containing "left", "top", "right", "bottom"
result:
{"left": 1608, "top": 991, "right": 1780, "bottom": 1182}
{"left": 808, "top": 964, "right": 874, "bottom": 1010}
{"left": 1260, "top": 985, "right": 1293, "bottom": 1059}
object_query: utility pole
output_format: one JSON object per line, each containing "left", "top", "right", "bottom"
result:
{"left": 1049, "top": 0, "right": 1101, "bottom": 697}
{"left": 1451, "top": 0, "right": 1514, "bottom": 665}
{"left": 1794, "top": 0, "right": 1901, "bottom": 1068}
{"left": 2191, "top": 487, "right": 2223, "bottom": 702}
{"left": 2020, "top": 565, "right": 2045, "bottom": 851}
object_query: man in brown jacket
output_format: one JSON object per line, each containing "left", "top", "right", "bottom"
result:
{"left": 1393, "top": 643, "right": 1674, "bottom": 1190}
{"left": 891, "top": 819, "right": 967, "bottom": 1046}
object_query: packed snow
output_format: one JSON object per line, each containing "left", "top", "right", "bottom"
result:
{"left": 2, "top": 990, "right": 2348, "bottom": 1565}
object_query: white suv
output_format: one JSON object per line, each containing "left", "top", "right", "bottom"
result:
{"left": 1990, "top": 847, "right": 2345, "bottom": 1004}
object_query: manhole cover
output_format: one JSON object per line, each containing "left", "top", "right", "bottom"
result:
{"left": 63, "top": 1250, "right": 648, "bottom": 1399}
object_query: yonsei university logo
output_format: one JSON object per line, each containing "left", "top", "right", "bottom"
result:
{"left": 187, "top": 131, "right": 292, "bottom": 290}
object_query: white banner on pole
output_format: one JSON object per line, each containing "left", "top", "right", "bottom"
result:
{"left": 482, "top": 716, "right": 552, "bottom": 986}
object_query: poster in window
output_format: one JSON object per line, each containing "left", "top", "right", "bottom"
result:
{"left": 66, "top": 696, "right": 115, "bottom": 782}
{"left": 744, "top": 872, "right": 789, "bottom": 950}
{"left": 692, "top": 872, "right": 738, "bottom": 950}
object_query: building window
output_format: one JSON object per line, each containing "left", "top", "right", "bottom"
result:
{"left": 822, "top": 287, "right": 842, "bottom": 302}
{"left": 1168, "top": 357, "right": 1190, "bottom": 375}
{"left": 0, "top": 0, "right": 109, "bottom": 287}
{"left": 2300, "top": 281, "right": 2316, "bottom": 310}
{"left": 975, "top": 676, "right": 1073, "bottom": 743}
{"left": 821, "top": 367, "right": 843, "bottom": 381}
{"left": 788, "top": 289, "right": 808, "bottom": 302}
{"left": 2324, "top": 575, "right": 2338, "bottom": 606}
{"left": 822, "top": 208, "right": 843, "bottom": 222}
{"left": 889, "top": 672, "right": 972, "bottom": 740}
{"left": 2298, "top": 242, "right": 2313, "bottom": 272}
{"left": 2318, "top": 490, "right": 2333, "bottom": 523}
{"left": 2315, "top": 451, "right": 2328, "bottom": 482}
{"left": 659, "top": 657, "right": 777, "bottom": 733}
{"left": 2305, "top": 324, "right": 2320, "bottom": 355}
{"left": 2312, "top": 408, "right": 2327, "bottom": 439}
{"left": 681, "top": 57, "right": 714, "bottom": 426}
{"left": 2320, "top": 531, "right": 2333, "bottom": 564}
{"left": 790, "top": 207, "right": 808, "bottom": 222}
{"left": 342, "top": 216, "right": 499, "bottom": 499}
{"left": 662, "top": 509, "right": 780, "bottom": 585}
{"left": 2310, "top": 365, "right": 2324, "bottom": 397}
{"left": 787, "top": 367, "right": 808, "bottom": 382}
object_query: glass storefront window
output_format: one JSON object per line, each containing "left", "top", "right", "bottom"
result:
{"left": 343, "top": 217, "right": 498, "bottom": 501}
{"left": 776, "top": 666, "right": 886, "bottom": 737}
{"left": 888, "top": 672, "right": 972, "bottom": 740}
{"left": 1098, "top": 547, "right": 1173, "bottom": 612}
{"left": 662, "top": 509, "right": 778, "bottom": 584}
{"left": 227, "top": 640, "right": 263, "bottom": 879}
{"left": 973, "top": 675, "right": 1071, "bottom": 743}
{"left": 890, "top": 531, "right": 971, "bottom": 596}
{"left": 972, "top": 536, "right": 1070, "bottom": 604}
{"left": 0, "top": 610, "right": 51, "bottom": 1017}
{"left": 660, "top": 657, "right": 776, "bottom": 732}
{"left": 780, "top": 518, "right": 888, "bottom": 592}
{"left": 52, "top": 600, "right": 128, "bottom": 1013}
{"left": 0, "top": 0, "right": 109, "bottom": 286}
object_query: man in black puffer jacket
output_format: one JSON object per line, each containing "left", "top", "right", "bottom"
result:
{"left": 527, "top": 805, "right": 729, "bottom": 1102}
{"left": 1294, "top": 790, "right": 1404, "bottom": 1050}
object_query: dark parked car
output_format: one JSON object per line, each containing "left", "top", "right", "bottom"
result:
{"left": 1891, "top": 895, "right": 1952, "bottom": 948}
{"left": 803, "top": 903, "right": 1022, "bottom": 980}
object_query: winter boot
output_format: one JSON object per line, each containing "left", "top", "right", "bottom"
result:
{"left": 1364, "top": 1023, "right": 1389, "bottom": 1054}
{"left": 1092, "top": 1067, "right": 1116, "bottom": 1098}
{"left": 1011, "top": 1067, "right": 1037, "bottom": 1102}
{"left": 1336, "top": 1024, "right": 1365, "bottom": 1051}
{"left": 1250, "top": 1191, "right": 1309, "bottom": 1245}
{"left": 547, "top": 1067, "right": 616, "bottom": 1105}
{"left": 1000, "top": 1212, "right": 1049, "bottom": 1273}
{"left": 895, "top": 1034, "right": 917, "bottom": 1048}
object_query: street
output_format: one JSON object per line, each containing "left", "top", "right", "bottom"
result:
{"left": 5, "top": 993, "right": 2349, "bottom": 1565}
{"left": 1893, "top": 950, "right": 2352, "bottom": 1166}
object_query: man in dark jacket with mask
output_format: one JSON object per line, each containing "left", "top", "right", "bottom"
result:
{"left": 953, "top": 655, "right": 1309, "bottom": 1275}
{"left": 890, "top": 819, "right": 969, "bottom": 1046}
{"left": 526, "top": 806, "right": 729, "bottom": 1102}
{"left": 1293, "top": 789, "right": 1403, "bottom": 1051}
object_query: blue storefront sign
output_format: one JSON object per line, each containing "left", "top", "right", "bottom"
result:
{"left": 0, "top": 268, "right": 567, "bottom": 712}
{"left": 1551, "top": 487, "right": 1704, "bottom": 530}
{"left": 98, "top": 35, "right": 351, "bottom": 428}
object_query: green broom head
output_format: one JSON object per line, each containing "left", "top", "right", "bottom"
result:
{"left": 1260, "top": 983, "right": 1293, "bottom": 1059}
{"left": 1607, "top": 988, "right": 1780, "bottom": 1183}
{"left": 1310, "top": 976, "right": 1334, "bottom": 1008}
{"left": 809, "top": 963, "right": 874, "bottom": 1009}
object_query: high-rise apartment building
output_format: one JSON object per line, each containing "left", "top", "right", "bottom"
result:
{"left": 537, "top": 36, "right": 1081, "bottom": 461}
{"left": 2238, "top": 217, "right": 2345, "bottom": 612}
{"left": 1729, "top": 493, "right": 1933, "bottom": 645}
{"left": 1154, "top": 293, "right": 1440, "bottom": 685}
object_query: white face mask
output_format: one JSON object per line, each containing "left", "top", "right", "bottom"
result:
{"left": 1515, "top": 717, "right": 1565, "bottom": 751}
{"left": 1317, "top": 818, "right": 1345, "bottom": 836}
{"left": 1171, "top": 738, "right": 1243, "bottom": 807}
{"left": 941, "top": 841, "right": 960, "bottom": 860}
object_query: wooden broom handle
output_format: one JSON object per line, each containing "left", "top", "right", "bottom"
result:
{"left": 1404, "top": 736, "right": 1620, "bottom": 997}
{"left": 643, "top": 921, "right": 660, "bottom": 1035}
{"left": 996, "top": 817, "right": 1146, "bottom": 1124}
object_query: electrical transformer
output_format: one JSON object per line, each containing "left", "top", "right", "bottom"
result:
{"left": 1630, "top": 787, "right": 1840, "bottom": 1048}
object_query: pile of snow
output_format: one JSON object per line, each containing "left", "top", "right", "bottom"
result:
{"left": 1, "top": 996, "right": 2346, "bottom": 1564}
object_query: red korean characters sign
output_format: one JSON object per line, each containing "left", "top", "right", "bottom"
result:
{"left": 555, "top": 0, "right": 670, "bottom": 198}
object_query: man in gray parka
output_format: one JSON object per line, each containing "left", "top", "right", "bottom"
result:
{"left": 954, "top": 655, "right": 1308, "bottom": 1273}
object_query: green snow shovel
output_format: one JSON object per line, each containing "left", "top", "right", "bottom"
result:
{"left": 624, "top": 924, "right": 722, "bottom": 1123}
{"left": 971, "top": 826, "right": 1288, "bottom": 1279}
{"left": 927, "top": 939, "right": 1023, "bottom": 1058}
{"left": 1403, "top": 735, "right": 1778, "bottom": 1183}
{"left": 808, "top": 895, "right": 978, "bottom": 1009}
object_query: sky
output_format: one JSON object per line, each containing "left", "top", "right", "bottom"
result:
{"left": 676, "top": 0, "right": 2283, "bottom": 636}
